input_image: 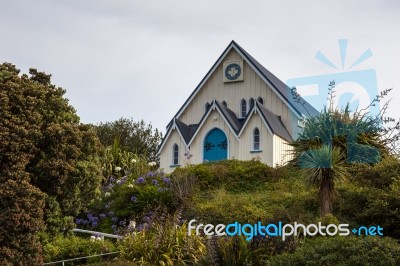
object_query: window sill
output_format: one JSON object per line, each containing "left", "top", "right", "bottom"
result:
{"left": 250, "top": 150, "right": 262, "bottom": 153}
{"left": 170, "top": 164, "right": 180, "bottom": 168}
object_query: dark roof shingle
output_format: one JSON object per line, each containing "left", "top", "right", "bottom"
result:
{"left": 256, "top": 102, "right": 293, "bottom": 142}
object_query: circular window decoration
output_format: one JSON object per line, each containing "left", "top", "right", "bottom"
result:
{"left": 225, "top": 63, "right": 241, "bottom": 80}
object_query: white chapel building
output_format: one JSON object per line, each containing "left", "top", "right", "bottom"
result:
{"left": 158, "top": 41, "right": 318, "bottom": 173}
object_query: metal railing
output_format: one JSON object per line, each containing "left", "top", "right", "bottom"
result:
{"left": 43, "top": 251, "right": 119, "bottom": 265}
{"left": 44, "top": 229, "right": 122, "bottom": 265}
{"left": 71, "top": 228, "right": 123, "bottom": 239}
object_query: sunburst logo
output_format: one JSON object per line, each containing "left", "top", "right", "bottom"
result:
{"left": 287, "top": 39, "right": 379, "bottom": 117}
{"left": 287, "top": 39, "right": 380, "bottom": 168}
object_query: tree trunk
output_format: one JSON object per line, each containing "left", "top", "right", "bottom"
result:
{"left": 320, "top": 169, "right": 333, "bottom": 216}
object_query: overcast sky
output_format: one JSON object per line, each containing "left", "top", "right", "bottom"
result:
{"left": 1, "top": 0, "right": 399, "bottom": 132}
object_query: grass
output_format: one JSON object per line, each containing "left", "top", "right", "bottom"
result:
{"left": 189, "top": 171, "right": 319, "bottom": 225}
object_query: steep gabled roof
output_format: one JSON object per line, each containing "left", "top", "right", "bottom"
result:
{"left": 214, "top": 100, "right": 243, "bottom": 134}
{"left": 166, "top": 40, "right": 318, "bottom": 130}
{"left": 256, "top": 102, "right": 293, "bottom": 142}
{"left": 175, "top": 118, "right": 197, "bottom": 144}
{"left": 234, "top": 42, "right": 319, "bottom": 118}
{"left": 187, "top": 100, "right": 241, "bottom": 146}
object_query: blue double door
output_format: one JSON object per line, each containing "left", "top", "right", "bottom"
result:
{"left": 203, "top": 128, "right": 228, "bottom": 162}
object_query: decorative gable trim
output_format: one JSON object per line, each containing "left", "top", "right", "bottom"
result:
{"left": 157, "top": 118, "right": 189, "bottom": 156}
{"left": 237, "top": 105, "right": 273, "bottom": 137}
{"left": 187, "top": 100, "right": 239, "bottom": 146}
{"left": 166, "top": 40, "right": 316, "bottom": 131}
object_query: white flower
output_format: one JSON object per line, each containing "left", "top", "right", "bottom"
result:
{"left": 148, "top": 162, "right": 156, "bottom": 167}
{"left": 128, "top": 184, "right": 134, "bottom": 188}
{"left": 90, "top": 236, "right": 96, "bottom": 242}
{"left": 131, "top": 159, "right": 137, "bottom": 163}
{"left": 129, "top": 220, "right": 136, "bottom": 229}
{"left": 96, "top": 236, "right": 102, "bottom": 241}
{"left": 115, "top": 166, "right": 122, "bottom": 172}
{"left": 105, "top": 192, "right": 111, "bottom": 197}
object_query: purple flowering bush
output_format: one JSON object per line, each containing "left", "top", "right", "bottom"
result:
{"left": 74, "top": 163, "right": 173, "bottom": 236}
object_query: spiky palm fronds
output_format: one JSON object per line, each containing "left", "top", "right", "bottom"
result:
{"left": 290, "top": 106, "right": 386, "bottom": 215}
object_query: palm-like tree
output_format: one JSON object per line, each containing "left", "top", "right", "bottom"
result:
{"left": 290, "top": 106, "right": 386, "bottom": 216}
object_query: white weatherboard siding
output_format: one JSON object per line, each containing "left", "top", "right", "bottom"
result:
{"left": 273, "top": 135, "right": 293, "bottom": 166}
{"left": 238, "top": 112, "right": 273, "bottom": 165}
{"left": 158, "top": 41, "right": 313, "bottom": 173}
{"left": 159, "top": 129, "right": 187, "bottom": 171}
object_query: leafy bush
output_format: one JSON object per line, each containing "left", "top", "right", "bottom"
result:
{"left": 337, "top": 183, "right": 400, "bottom": 239}
{"left": 75, "top": 169, "right": 174, "bottom": 235}
{"left": 119, "top": 220, "right": 206, "bottom": 265}
{"left": 188, "top": 177, "right": 318, "bottom": 225}
{"left": 350, "top": 156, "right": 400, "bottom": 189}
{"left": 200, "top": 235, "right": 300, "bottom": 265}
{"left": 74, "top": 144, "right": 174, "bottom": 237}
{"left": 269, "top": 236, "right": 400, "bottom": 266}
{"left": 173, "top": 160, "right": 287, "bottom": 192}
{"left": 95, "top": 118, "right": 162, "bottom": 163}
{"left": 0, "top": 180, "right": 46, "bottom": 265}
{"left": 43, "top": 235, "right": 116, "bottom": 264}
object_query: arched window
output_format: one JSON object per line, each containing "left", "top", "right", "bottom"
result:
{"left": 257, "top": 97, "right": 264, "bottom": 105}
{"left": 249, "top": 98, "right": 255, "bottom": 111}
{"left": 222, "top": 101, "right": 228, "bottom": 107}
{"left": 205, "top": 102, "right": 211, "bottom": 113}
{"left": 253, "top": 128, "right": 260, "bottom": 150}
{"left": 173, "top": 144, "right": 179, "bottom": 165}
{"left": 240, "top": 99, "right": 247, "bottom": 118}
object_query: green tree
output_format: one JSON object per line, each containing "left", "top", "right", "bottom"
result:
{"left": 290, "top": 82, "right": 388, "bottom": 216}
{"left": 95, "top": 118, "right": 162, "bottom": 162}
{"left": 0, "top": 180, "right": 46, "bottom": 265}
{"left": 0, "top": 63, "right": 103, "bottom": 263}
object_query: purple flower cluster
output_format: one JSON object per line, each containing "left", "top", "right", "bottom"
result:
{"left": 75, "top": 218, "right": 85, "bottom": 225}
{"left": 147, "top": 171, "right": 155, "bottom": 177}
{"left": 152, "top": 179, "right": 158, "bottom": 186}
{"left": 75, "top": 211, "right": 109, "bottom": 228}
{"left": 161, "top": 177, "right": 171, "bottom": 185}
{"left": 135, "top": 177, "right": 145, "bottom": 184}
{"left": 130, "top": 195, "right": 137, "bottom": 203}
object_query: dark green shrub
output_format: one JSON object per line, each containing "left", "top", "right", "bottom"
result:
{"left": 75, "top": 169, "right": 174, "bottom": 236}
{"left": 269, "top": 236, "right": 400, "bottom": 266}
{"left": 337, "top": 183, "right": 400, "bottom": 239}
{"left": 119, "top": 220, "right": 206, "bottom": 265}
{"left": 0, "top": 180, "right": 46, "bottom": 265}
{"left": 173, "top": 160, "right": 286, "bottom": 192}
{"left": 201, "top": 235, "right": 300, "bottom": 265}
{"left": 43, "top": 235, "right": 116, "bottom": 264}
{"left": 350, "top": 156, "right": 400, "bottom": 189}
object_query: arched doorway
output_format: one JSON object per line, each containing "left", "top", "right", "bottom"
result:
{"left": 203, "top": 128, "right": 228, "bottom": 162}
